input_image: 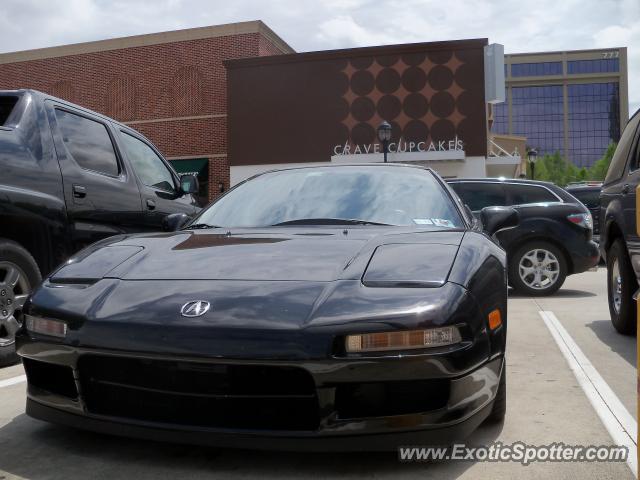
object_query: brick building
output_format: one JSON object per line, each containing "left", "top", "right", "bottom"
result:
{"left": 0, "top": 21, "right": 293, "bottom": 202}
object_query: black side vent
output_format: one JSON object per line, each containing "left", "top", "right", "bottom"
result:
{"left": 23, "top": 358, "right": 78, "bottom": 399}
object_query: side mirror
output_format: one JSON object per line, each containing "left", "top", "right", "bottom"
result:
{"left": 162, "top": 213, "right": 190, "bottom": 232}
{"left": 480, "top": 206, "right": 519, "bottom": 236}
{"left": 179, "top": 174, "right": 199, "bottom": 195}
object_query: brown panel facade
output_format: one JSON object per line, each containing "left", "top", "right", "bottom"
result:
{"left": 226, "top": 39, "right": 488, "bottom": 166}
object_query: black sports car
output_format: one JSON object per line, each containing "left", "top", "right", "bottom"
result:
{"left": 17, "top": 164, "right": 517, "bottom": 451}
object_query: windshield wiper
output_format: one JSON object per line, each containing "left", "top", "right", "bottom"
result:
{"left": 271, "top": 218, "right": 391, "bottom": 226}
{"left": 183, "top": 223, "right": 221, "bottom": 230}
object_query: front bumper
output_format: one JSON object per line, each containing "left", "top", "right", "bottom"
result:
{"left": 18, "top": 342, "right": 503, "bottom": 451}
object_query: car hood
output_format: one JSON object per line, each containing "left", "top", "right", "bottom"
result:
{"left": 51, "top": 228, "right": 465, "bottom": 284}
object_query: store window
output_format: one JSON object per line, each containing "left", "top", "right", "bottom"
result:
{"left": 169, "top": 158, "right": 210, "bottom": 205}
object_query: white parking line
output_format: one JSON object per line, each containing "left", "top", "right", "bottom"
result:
{"left": 0, "top": 374, "right": 26, "bottom": 388}
{"left": 539, "top": 310, "right": 637, "bottom": 477}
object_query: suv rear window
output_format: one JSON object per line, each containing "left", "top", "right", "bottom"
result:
{"left": 0, "top": 96, "right": 18, "bottom": 126}
{"left": 504, "top": 184, "right": 558, "bottom": 204}
{"left": 569, "top": 189, "right": 600, "bottom": 208}
{"left": 55, "top": 109, "right": 120, "bottom": 176}
{"left": 449, "top": 182, "right": 507, "bottom": 211}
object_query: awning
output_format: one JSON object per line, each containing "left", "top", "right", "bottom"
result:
{"left": 169, "top": 158, "right": 209, "bottom": 177}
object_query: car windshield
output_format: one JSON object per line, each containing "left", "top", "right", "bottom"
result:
{"left": 194, "top": 166, "right": 464, "bottom": 228}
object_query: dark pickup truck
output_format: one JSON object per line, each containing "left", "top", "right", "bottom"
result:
{"left": 0, "top": 89, "right": 201, "bottom": 364}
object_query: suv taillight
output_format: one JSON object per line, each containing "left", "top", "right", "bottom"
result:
{"left": 567, "top": 213, "right": 593, "bottom": 230}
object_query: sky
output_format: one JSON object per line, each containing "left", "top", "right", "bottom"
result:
{"left": 0, "top": 0, "right": 638, "bottom": 112}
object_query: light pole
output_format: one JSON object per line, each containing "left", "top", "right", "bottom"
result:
{"left": 527, "top": 148, "right": 538, "bottom": 180}
{"left": 377, "top": 121, "right": 392, "bottom": 163}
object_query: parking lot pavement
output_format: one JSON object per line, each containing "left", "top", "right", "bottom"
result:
{"left": 0, "top": 270, "right": 635, "bottom": 479}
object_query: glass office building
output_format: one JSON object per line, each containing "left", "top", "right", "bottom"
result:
{"left": 490, "top": 48, "right": 628, "bottom": 168}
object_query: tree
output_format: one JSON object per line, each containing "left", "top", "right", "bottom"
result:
{"left": 587, "top": 142, "right": 616, "bottom": 181}
{"left": 525, "top": 143, "right": 617, "bottom": 186}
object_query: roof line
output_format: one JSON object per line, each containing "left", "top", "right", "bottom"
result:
{"left": 0, "top": 20, "right": 294, "bottom": 65}
{"left": 505, "top": 46, "right": 625, "bottom": 57}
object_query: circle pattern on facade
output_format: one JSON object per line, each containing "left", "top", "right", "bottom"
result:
{"left": 351, "top": 70, "right": 375, "bottom": 96}
{"left": 338, "top": 48, "right": 473, "bottom": 146}
{"left": 377, "top": 95, "right": 402, "bottom": 119}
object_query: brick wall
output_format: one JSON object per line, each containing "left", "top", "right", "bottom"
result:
{"left": 0, "top": 29, "right": 288, "bottom": 201}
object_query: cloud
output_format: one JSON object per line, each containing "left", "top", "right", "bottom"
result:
{"left": 0, "top": 0, "right": 636, "bottom": 112}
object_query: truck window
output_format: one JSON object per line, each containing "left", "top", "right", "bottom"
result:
{"left": 120, "top": 132, "right": 175, "bottom": 192}
{"left": 604, "top": 112, "right": 640, "bottom": 184}
{"left": 505, "top": 184, "right": 558, "bottom": 204}
{"left": 0, "top": 96, "right": 18, "bottom": 125}
{"left": 55, "top": 109, "right": 120, "bottom": 176}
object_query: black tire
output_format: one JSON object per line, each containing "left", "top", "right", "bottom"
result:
{"left": 606, "top": 239, "right": 637, "bottom": 335}
{"left": 509, "top": 241, "right": 567, "bottom": 296}
{"left": 485, "top": 367, "right": 506, "bottom": 424}
{"left": 0, "top": 239, "right": 41, "bottom": 367}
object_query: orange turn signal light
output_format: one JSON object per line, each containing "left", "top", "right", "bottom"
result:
{"left": 488, "top": 309, "right": 502, "bottom": 330}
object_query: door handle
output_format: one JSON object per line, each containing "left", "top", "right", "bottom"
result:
{"left": 72, "top": 185, "right": 86, "bottom": 198}
{"left": 146, "top": 199, "right": 156, "bottom": 210}
{"left": 622, "top": 184, "right": 630, "bottom": 195}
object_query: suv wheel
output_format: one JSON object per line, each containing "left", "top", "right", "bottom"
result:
{"left": 509, "top": 241, "right": 567, "bottom": 296}
{"left": 607, "top": 239, "right": 637, "bottom": 335}
{"left": 0, "top": 240, "right": 41, "bottom": 367}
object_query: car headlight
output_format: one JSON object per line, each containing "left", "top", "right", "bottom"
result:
{"left": 345, "top": 326, "right": 462, "bottom": 353}
{"left": 25, "top": 315, "right": 67, "bottom": 338}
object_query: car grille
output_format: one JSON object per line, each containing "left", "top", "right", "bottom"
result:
{"left": 77, "top": 355, "right": 320, "bottom": 431}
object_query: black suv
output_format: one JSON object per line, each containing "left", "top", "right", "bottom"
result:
{"left": 448, "top": 178, "right": 599, "bottom": 296}
{"left": 566, "top": 182, "right": 602, "bottom": 244}
{"left": 0, "top": 89, "right": 201, "bottom": 364}
{"left": 600, "top": 109, "right": 640, "bottom": 334}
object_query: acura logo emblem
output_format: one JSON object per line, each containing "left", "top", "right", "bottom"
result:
{"left": 181, "top": 300, "right": 211, "bottom": 317}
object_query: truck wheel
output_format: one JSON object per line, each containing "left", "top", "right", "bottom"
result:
{"left": 0, "top": 240, "right": 41, "bottom": 367}
{"left": 509, "top": 241, "right": 567, "bottom": 296}
{"left": 485, "top": 367, "right": 506, "bottom": 424}
{"left": 607, "top": 239, "right": 637, "bottom": 335}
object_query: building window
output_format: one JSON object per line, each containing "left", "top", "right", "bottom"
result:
{"left": 511, "top": 62, "right": 562, "bottom": 77}
{"left": 491, "top": 98, "right": 508, "bottom": 134}
{"left": 567, "top": 58, "right": 619, "bottom": 74}
{"left": 511, "top": 85, "right": 564, "bottom": 157}
{"left": 567, "top": 82, "right": 620, "bottom": 168}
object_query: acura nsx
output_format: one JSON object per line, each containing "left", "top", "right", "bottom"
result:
{"left": 17, "top": 164, "right": 517, "bottom": 450}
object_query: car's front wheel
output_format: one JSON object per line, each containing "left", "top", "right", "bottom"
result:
{"left": 0, "top": 240, "right": 41, "bottom": 367}
{"left": 606, "top": 239, "right": 637, "bottom": 335}
{"left": 509, "top": 241, "right": 567, "bottom": 296}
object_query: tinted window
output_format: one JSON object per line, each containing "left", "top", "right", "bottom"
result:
{"left": 567, "top": 58, "right": 619, "bottom": 74}
{"left": 511, "top": 62, "right": 562, "bottom": 77}
{"left": 505, "top": 184, "right": 558, "bottom": 204}
{"left": 569, "top": 190, "right": 600, "bottom": 208}
{"left": 449, "top": 183, "right": 507, "bottom": 211}
{"left": 197, "top": 166, "right": 463, "bottom": 228}
{"left": 120, "top": 132, "right": 175, "bottom": 192}
{"left": 55, "top": 109, "right": 119, "bottom": 176}
{"left": 0, "top": 96, "right": 18, "bottom": 126}
{"left": 605, "top": 112, "right": 640, "bottom": 184}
